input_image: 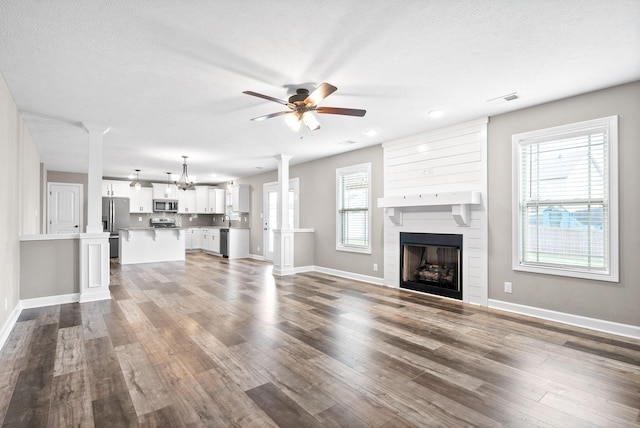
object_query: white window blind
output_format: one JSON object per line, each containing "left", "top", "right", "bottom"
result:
{"left": 337, "top": 163, "right": 371, "bottom": 253}
{"left": 513, "top": 116, "right": 618, "bottom": 281}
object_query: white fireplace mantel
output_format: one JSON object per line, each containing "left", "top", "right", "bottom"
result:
{"left": 377, "top": 190, "right": 482, "bottom": 226}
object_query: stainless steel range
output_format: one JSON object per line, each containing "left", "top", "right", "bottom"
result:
{"left": 150, "top": 217, "right": 177, "bottom": 228}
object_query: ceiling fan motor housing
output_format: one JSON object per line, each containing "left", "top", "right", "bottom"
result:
{"left": 289, "top": 88, "right": 310, "bottom": 104}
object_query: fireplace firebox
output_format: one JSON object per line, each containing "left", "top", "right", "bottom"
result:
{"left": 400, "top": 232, "right": 462, "bottom": 300}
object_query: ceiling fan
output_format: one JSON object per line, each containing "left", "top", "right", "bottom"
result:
{"left": 242, "top": 82, "right": 366, "bottom": 132}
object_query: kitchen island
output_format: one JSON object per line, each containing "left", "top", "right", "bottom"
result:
{"left": 119, "top": 228, "right": 185, "bottom": 265}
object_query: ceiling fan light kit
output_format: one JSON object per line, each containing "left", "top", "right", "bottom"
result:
{"left": 243, "top": 82, "right": 366, "bottom": 132}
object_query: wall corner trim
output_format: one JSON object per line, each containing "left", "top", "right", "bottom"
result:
{"left": 0, "top": 303, "right": 23, "bottom": 353}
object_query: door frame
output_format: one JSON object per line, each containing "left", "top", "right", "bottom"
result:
{"left": 47, "top": 182, "right": 84, "bottom": 234}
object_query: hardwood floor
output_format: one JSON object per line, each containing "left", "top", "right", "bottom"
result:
{"left": 1, "top": 252, "right": 639, "bottom": 427}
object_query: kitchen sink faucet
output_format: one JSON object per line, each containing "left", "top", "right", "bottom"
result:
{"left": 222, "top": 215, "right": 231, "bottom": 227}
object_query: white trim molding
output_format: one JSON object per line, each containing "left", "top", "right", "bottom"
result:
{"left": 0, "top": 303, "right": 23, "bottom": 352}
{"left": 488, "top": 299, "right": 640, "bottom": 340}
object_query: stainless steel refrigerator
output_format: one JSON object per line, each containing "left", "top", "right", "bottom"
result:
{"left": 102, "top": 197, "right": 130, "bottom": 258}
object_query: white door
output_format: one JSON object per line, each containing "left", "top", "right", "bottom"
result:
{"left": 263, "top": 178, "right": 299, "bottom": 262}
{"left": 48, "top": 182, "right": 83, "bottom": 234}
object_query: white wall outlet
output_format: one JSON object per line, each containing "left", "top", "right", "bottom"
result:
{"left": 504, "top": 282, "right": 512, "bottom": 293}
{"left": 257, "top": 246, "right": 260, "bottom": 252}
{"left": 4, "top": 297, "right": 7, "bottom": 311}
{"left": 189, "top": 217, "right": 192, "bottom": 221}
{"left": 373, "top": 263, "right": 378, "bottom": 272}
{"left": 138, "top": 217, "right": 142, "bottom": 221}
{"left": 260, "top": 213, "right": 263, "bottom": 218}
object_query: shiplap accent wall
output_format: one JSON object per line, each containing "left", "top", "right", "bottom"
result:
{"left": 381, "top": 118, "right": 488, "bottom": 305}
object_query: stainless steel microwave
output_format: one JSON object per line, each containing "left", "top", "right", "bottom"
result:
{"left": 153, "top": 200, "right": 178, "bottom": 212}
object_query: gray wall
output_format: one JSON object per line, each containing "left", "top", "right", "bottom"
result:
{"left": 488, "top": 81, "right": 640, "bottom": 326}
{"left": 238, "top": 144, "right": 384, "bottom": 279}
{"left": 20, "top": 239, "right": 79, "bottom": 298}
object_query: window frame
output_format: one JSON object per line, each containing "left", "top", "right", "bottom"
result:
{"left": 336, "top": 162, "right": 372, "bottom": 254}
{"left": 512, "top": 116, "right": 619, "bottom": 282}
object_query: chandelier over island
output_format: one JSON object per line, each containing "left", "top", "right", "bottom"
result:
{"left": 173, "top": 155, "right": 196, "bottom": 191}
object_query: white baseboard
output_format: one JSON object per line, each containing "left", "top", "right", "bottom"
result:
{"left": 0, "top": 303, "right": 23, "bottom": 352}
{"left": 248, "top": 253, "right": 265, "bottom": 261}
{"left": 312, "top": 266, "right": 385, "bottom": 286}
{"left": 488, "top": 299, "right": 640, "bottom": 340}
{"left": 79, "top": 290, "right": 112, "bottom": 303}
{"left": 21, "top": 293, "right": 80, "bottom": 309}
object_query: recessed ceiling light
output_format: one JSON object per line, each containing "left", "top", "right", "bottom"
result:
{"left": 428, "top": 109, "right": 444, "bottom": 119}
{"left": 255, "top": 166, "right": 263, "bottom": 170}
{"left": 338, "top": 140, "right": 358, "bottom": 145}
{"left": 364, "top": 129, "right": 379, "bottom": 137}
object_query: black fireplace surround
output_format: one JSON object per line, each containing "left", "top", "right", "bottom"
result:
{"left": 400, "top": 232, "right": 463, "bottom": 300}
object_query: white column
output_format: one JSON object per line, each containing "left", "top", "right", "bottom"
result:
{"left": 84, "top": 125, "right": 109, "bottom": 233}
{"left": 80, "top": 124, "right": 111, "bottom": 302}
{"left": 79, "top": 233, "right": 111, "bottom": 302}
{"left": 273, "top": 154, "right": 295, "bottom": 276}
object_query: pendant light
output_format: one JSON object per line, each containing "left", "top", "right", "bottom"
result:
{"left": 164, "top": 172, "right": 172, "bottom": 197}
{"left": 174, "top": 155, "right": 196, "bottom": 191}
{"left": 133, "top": 169, "right": 142, "bottom": 190}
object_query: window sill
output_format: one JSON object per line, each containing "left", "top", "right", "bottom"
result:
{"left": 336, "top": 245, "right": 371, "bottom": 255}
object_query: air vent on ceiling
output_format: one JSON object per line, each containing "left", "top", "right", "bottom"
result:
{"left": 487, "top": 92, "right": 519, "bottom": 104}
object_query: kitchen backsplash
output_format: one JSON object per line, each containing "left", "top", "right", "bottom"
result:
{"left": 129, "top": 213, "right": 249, "bottom": 228}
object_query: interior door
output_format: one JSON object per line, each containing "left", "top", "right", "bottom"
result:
{"left": 48, "top": 182, "right": 83, "bottom": 234}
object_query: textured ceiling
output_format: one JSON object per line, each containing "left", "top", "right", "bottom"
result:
{"left": 1, "top": 1, "right": 639, "bottom": 184}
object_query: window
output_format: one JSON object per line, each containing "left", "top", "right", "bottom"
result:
{"left": 512, "top": 116, "right": 618, "bottom": 281}
{"left": 337, "top": 163, "right": 371, "bottom": 253}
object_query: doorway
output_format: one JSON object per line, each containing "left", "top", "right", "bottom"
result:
{"left": 263, "top": 178, "right": 299, "bottom": 261}
{"left": 47, "top": 182, "right": 83, "bottom": 234}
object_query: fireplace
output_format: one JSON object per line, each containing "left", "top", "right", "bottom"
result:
{"left": 400, "top": 232, "right": 462, "bottom": 300}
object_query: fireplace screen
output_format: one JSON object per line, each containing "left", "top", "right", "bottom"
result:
{"left": 400, "top": 233, "right": 462, "bottom": 299}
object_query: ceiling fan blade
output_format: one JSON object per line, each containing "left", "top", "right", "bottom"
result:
{"left": 315, "top": 107, "right": 367, "bottom": 117}
{"left": 243, "top": 90, "right": 290, "bottom": 106}
{"left": 250, "top": 111, "right": 293, "bottom": 122}
{"left": 304, "top": 82, "right": 337, "bottom": 106}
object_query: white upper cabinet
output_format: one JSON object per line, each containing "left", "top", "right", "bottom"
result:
{"left": 232, "top": 184, "right": 250, "bottom": 212}
{"left": 102, "top": 180, "right": 131, "bottom": 198}
{"left": 152, "top": 183, "right": 179, "bottom": 200}
{"left": 129, "top": 187, "right": 153, "bottom": 213}
{"left": 195, "top": 186, "right": 225, "bottom": 214}
{"left": 209, "top": 188, "right": 226, "bottom": 214}
{"left": 178, "top": 189, "right": 196, "bottom": 214}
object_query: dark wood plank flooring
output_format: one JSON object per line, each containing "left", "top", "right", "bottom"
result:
{"left": 1, "top": 252, "right": 639, "bottom": 427}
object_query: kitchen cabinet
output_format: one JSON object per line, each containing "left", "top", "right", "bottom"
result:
{"left": 178, "top": 189, "right": 196, "bottom": 214}
{"left": 231, "top": 184, "right": 250, "bottom": 212}
{"left": 195, "top": 186, "right": 225, "bottom": 214}
{"left": 192, "top": 227, "right": 203, "bottom": 249}
{"left": 184, "top": 228, "right": 194, "bottom": 250}
{"left": 152, "top": 183, "right": 179, "bottom": 200}
{"left": 129, "top": 187, "right": 153, "bottom": 213}
{"left": 185, "top": 227, "right": 203, "bottom": 250}
{"left": 102, "top": 180, "right": 131, "bottom": 198}
{"left": 201, "top": 228, "right": 220, "bottom": 254}
{"left": 227, "top": 228, "right": 250, "bottom": 259}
